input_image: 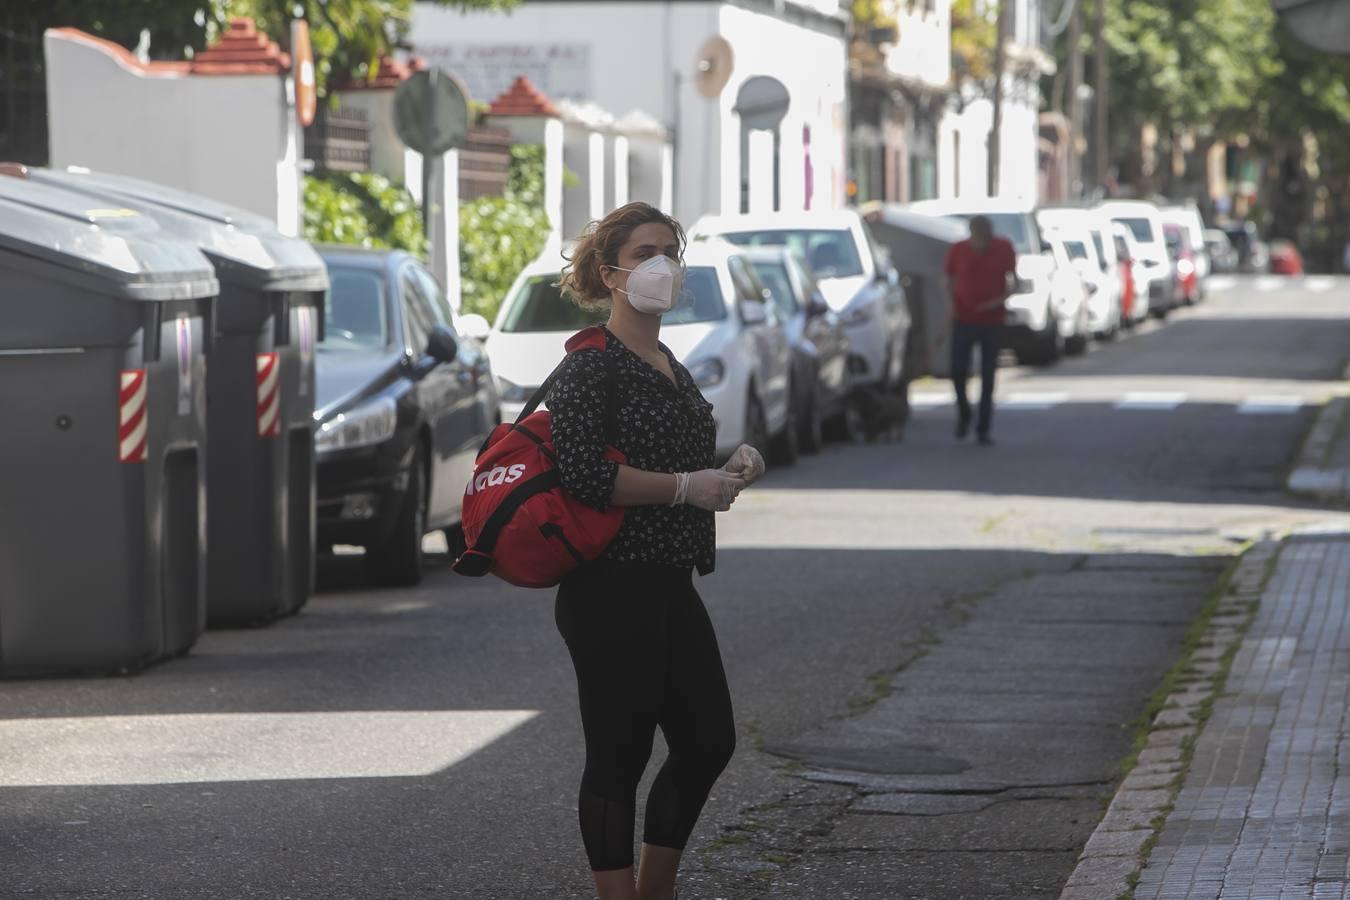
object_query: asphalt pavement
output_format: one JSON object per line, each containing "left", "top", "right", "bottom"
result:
{"left": 4, "top": 275, "right": 1350, "bottom": 899}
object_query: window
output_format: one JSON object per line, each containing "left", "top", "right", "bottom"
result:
{"left": 1090, "top": 232, "right": 1108, "bottom": 269}
{"left": 944, "top": 212, "right": 1036, "bottom": 254}
{"left": 1116, "top": 217, "right": 1155, "bottom": 244}
{"left": 401, "top": 267, "right": 440, "bottom": 355}
{"left": 751, "top": 258, "right": 798, "bottom": 320}
{"left": 720, "top": 229, "right": 864, "bottom": 279}
{"left": 665, "top": 266, "right": 730, "bottom": 326}
{"left": 322, "top": 266, "right": 389, "bottom": 351}
{"left": 501, "top": 277, "right": 607, "bottom": 334}
{"left": 410, "top": 264, "right": 455, "bottom": 329}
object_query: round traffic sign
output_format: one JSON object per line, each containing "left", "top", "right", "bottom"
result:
{"left": 394, "top": 67, "right": 471, "bottom": 157}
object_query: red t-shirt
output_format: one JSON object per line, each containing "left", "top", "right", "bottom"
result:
{"left": 944, "top": 237, "right": 1017, "bottom": 325}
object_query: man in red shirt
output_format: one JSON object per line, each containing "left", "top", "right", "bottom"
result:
{"left": 943, "top": 215, "right": 1016, "bottom": 445}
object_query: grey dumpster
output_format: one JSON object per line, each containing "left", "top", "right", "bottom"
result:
{"left": 25, "top": 168, "right": 329, "bottom": 627}
{"left": 863, "top": 204, "right": 968, "bottom": 379}
{"left": 0, "top": 176, "right": 216, "bottom": 675}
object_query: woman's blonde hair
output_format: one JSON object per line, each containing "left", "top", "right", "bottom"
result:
{"left": 558, "top": 202, "right": 687, "bottom": 310}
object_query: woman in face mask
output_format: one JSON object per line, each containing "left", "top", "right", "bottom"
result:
{"left": 547, "top": 202, "right": 765, "bottom": 900}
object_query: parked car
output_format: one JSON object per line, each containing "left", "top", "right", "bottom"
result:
{"left": 1041, "top": 231, "right": 1093, "bottom": 355}
{"left": 1220, "top": 220, "right": 1270, "bottom": 273}
{"left": 741, "top": 246, "right": 853, "bottom": 451}
{"left": 1099, "top": 200, "right": 1177, "bottom": 317}
{"left": 1114, "top": 228, "right": 1139, "bottom": 326}
{"left": 1161, "top": 204, "right": 1211, "bottom": 292}
{"left": 1163, "top": 223, "right": 1201, "bottom": 305}
{"left": 1112, "top": 223, "right": 1152, "bottom": 325}
{"left": 1037, "top": 207, "right": 1124, "bottom": 340}
{"left": 487, "top": 241, "right": 797, "bottom": 463}
{"left": 315, "top": 247, "right": 500, "bottom": 586}
{"left": 689, "top": 210, "right": 912, "bottom": 397}
{"left": 1269, "top": 240, "right": 1305, "bottom": 275}
{"left": 1204, "top": 228, "right": 1239, "bottom": 273}
{"left": 909, "top": 198, "right": 1086, "bottom": 365}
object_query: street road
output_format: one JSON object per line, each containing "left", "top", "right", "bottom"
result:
{"left": 4, "top": 275, "right": 1350, "bottom": 899}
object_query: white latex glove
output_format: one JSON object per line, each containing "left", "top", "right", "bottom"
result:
{"left": 722, "top": 444, "right": 766, "bottom": 485}
{"left": 685, "top": 468, "right": 746, "bottom": 513}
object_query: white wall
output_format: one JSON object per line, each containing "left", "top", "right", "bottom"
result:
{"left": 411, "top": 1, "right": 847, "bottom": 227}
{"left": 887, "top": 0, "right": 951, "bottom": 88}
{"left": 938, "top": 75, "right": 1041, "bottom": 202}
{"left": 44, "top": 30, "right": 296, "bottom": 232}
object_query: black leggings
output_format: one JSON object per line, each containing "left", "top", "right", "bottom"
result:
{"left": 555, "top": 561, "right": 736, "bottom": 872}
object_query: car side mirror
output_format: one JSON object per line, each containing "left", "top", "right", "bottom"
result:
{"left": 740, "top": 298, "right": 769, "bottom": 326}
{"left": 419, "top": 324, "right": 458, "bottom": 375}
{"left": 807, "top": 293, "right": 831, "bottom": 318}
{"left": 458, "top": 313, "right": 491, "bottom": 342}
{"left": 1041, "top": 241, "right": 1054, "bottom": 254}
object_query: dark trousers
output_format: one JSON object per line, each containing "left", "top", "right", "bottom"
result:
{"left": 950, "top": 322, "right": 1003, "bottom": 436}
{"left": 556, "top": 561, "right": 736, "bottom": 871}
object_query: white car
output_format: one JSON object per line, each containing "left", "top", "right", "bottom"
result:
{"left": 908, "top": 198, "right": 1086, "bottom": 366}
{"left": 1037, "top": 207, "right": 1123, "bottom": 340}
{"left": 1041, "top": 231, "right": 1093, "bottom": 356}
{"left": 485, "top": 242, "right": 796, "bottom": 462}
{"left": 689, "top": 210, "right": 911, "bottom": 395}
{"left": 1098, "top": 200, "right": 1176, "bottom": 318}
{"left": 1112, "top": 223, "right": 1153, "bottom": 324}
{"left": 1161, "top": 204, "right": 1210, "bottom": 292}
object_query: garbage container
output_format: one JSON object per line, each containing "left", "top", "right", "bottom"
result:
{"left": 24, "top": 167, "right": 329, "bottom": 627}
{"left": 0, "top": 176, "right": 216, "bottom": 675}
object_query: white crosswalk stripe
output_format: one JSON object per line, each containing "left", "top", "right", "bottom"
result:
{"left": 1003, "top": 392, "right": 1068, "bottom": 409}
{"left": 1255, "top": 276, "right": 1285, "bottom": 292}
{"left": 1207, "top": 276, "right": 1237, "bottom": 292}
{"left": 1237, "top": 395, "right": 1307, "bottom": 414}
{"left": 1116, "top": 392, "right": 1187, "bottom": 410}
{"left": 911, "top": 392, "right": 952, "bottom": 408}
{"left": 1305, "top": 277, "right": 1335, "bottom": 293}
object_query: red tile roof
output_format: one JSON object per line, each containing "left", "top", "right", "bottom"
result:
{"left": 488, "top": 76, "right": 559, "bottom": 118}
{"left": 45, "top": 28, "right": 191, "bottom": 76}
{"left": 190, "top": 17, "right": 290, "bottom": 75}
{"left": 334, "top": 55, "right": 429, "bottom": 91}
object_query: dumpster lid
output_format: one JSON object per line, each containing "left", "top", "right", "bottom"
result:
{"left": 23, "top": 167, "right": 329, "bottom": 293}
{"left": 0, "top": 175, "right": 219, "bottom": 302}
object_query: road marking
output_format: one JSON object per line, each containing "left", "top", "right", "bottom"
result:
{"left": 0, "top": 710, "right": 539, "bottom": 786}
{"left": 1238, "top": 395, "right": 1306, "bottom": 414}
{"left": 1207, "top": 276, "right": 1237, "bottom": 292}
{"left": 1117, "top": 391, "right": 1187, "bottom": 410}
{"left": 1255, "top": 276, "right": 1285, "bottom": 292}
{"left": 1305, "top": 277, "right": 1335, "bottom": 293}
{"left": 1003, "top": 392, "right": 1068, "bottom": 409}
{"left": 911, "top": 392, "right": 952, "bottom": 408}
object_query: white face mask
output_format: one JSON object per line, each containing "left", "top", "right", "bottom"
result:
{"left": 609, "top": 255, "right": 683, "bottom": 315}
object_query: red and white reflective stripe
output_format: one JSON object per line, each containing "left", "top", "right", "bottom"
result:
{"left": 256, "top": 352, "right": 280, "bottom": 438}
{"left": 119, "top": 369, "right": 148, "bottom": 463}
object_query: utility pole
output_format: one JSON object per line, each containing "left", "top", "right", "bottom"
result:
{"left": 1094, "top": 0, "right": 1109, "bottom": 192}
{"left": 987, "top": 0, "right": 1010, "bottom": 197}
{"left": 1066, "top": 0, "right": 1084, "bottom": 198}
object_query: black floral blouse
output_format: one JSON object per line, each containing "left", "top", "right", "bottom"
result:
{"left": 547, "top": 326, "right": 718, "bottom": 575}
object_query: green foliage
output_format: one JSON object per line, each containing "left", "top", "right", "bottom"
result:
{"left": 951, "top": 0, "right": 998, "bottom": 84}
{"left": 303, "top": 172, "right": 427, "bottom": 256}
{"left": 1102, "top": 0, "right": 1279, "bottom": 137}
{"left": 458, "top": 145, "right": 552, "bottom": 320}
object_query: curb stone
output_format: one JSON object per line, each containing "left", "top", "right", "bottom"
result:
{"left": 1287, "top": 394, "right": 1350, "bottom": 499}
{"left": 1055, "top": 540, "right": 1279, "bottom": 900}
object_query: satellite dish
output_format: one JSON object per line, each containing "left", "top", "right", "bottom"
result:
{"left": 695, "top": 36, "right": 735, "bottom": 99}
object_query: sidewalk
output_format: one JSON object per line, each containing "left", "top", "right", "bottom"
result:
{"left": 1067, "top": 528, "right": 1350, "bottom": 899}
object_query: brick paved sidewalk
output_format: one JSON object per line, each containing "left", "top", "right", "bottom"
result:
{"left": 1136, "top": 530, "right": 1350, "bottom": 899}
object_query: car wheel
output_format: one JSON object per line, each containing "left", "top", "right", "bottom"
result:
{"left": 744, "top": 390, "right": 770, "bottom": 462}
{"left": 1029, "top": 311, "right": 1063, "bottom": 365}
{"left": 769, "top": 384, "right": 800, "bottom": 466}
{"left": 799, "top": 383, "right": 825, "bottom": 455}
{"left": 368, "top": 444, "right": 427, "bottom": 588}
{"left": 824, "top": 394, "right": 866, "bottom": 443}
{"left": 1066, "top": 308, "right": 1090, "bottom": 356}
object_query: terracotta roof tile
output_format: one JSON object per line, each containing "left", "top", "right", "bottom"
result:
{"left": 334, "top": 55, "right": 428, "bottom": 91}
{"left": 488, "top": 76, "right": 559, "bottom": 118}
{"left": 190, "top": 17, "right": 290, "bottom": 75}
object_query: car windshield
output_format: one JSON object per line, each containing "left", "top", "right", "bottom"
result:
{"left": 719, "top": 229, "right": 864, "bottom": 279}
{"left": 1116, "top": 217, "right": 1155, "bottom": 244}
{"left": 501, "top": 266, "right": 727, "bottom": 333}
{"left": 944, "top": 213, "right": 1035, "bottom": 254}
{"left": 322, "top": 265, "right": 390, "bottom": 351}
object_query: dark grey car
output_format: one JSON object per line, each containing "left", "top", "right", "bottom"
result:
{"left": 315, "top": 247, "right": 498, "bottom": 586}
{"left": 743, "top": 247, "right": 852, "bottom": 452}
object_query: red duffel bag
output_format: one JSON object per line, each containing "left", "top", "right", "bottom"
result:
{"left": 453, "top": 328, "right": 625, "bottom": 588}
